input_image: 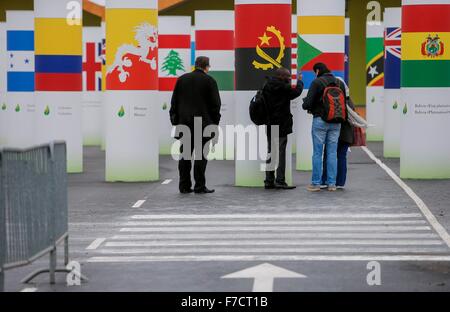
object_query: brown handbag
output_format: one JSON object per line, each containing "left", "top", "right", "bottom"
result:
{"left": 351, "top": 127, "right": 367, "bottom": 147}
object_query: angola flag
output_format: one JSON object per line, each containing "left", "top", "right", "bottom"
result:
{"left": 401, "top": 3, "right": 450, "bottom": 88}
{"left": 235, "top": 2, "right": 291, "bottom": 91}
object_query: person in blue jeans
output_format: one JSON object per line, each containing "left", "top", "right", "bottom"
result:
{"left": 321, "top": 79, "right": 355, "bottom": 190}
{"left": 302, "top": 63, "right": 347, "bottom": 192}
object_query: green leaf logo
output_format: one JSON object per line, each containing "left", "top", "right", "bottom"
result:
{"left": 15, "top": 104, "right": 21, "bottom": 112}
{"left": 403, "top": 103, "right": 408, "bottom": 115}
{"left": 371, "top": 96, "right": 375, "bottom": 103}
{"left": 1, "top": 103, "right": 6, "bottom": 111}
{"left": 44, "top": 105, "right": 50, "bottom": 116}
{"left": 393, "top": 101, "right": 398, "bottom": 110}
{"left": 162, "top": 102, "right": 168, "bottom": 110}
{"left": 118, "top": 106, "right": 125, "bottom": 118}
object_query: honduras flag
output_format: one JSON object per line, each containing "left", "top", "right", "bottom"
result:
{"left": 7, "top": 30, "right": 34, "bottom": 92}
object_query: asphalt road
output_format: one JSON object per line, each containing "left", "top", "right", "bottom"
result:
{"left": 3, "top": 142, "right": 450, "bottom": 292}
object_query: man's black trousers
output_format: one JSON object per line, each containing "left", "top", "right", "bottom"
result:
{"left": 178, "top": 130, "right": 211, "bottom": 192}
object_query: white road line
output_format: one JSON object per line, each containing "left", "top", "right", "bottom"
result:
{"left": 362, "top": 146, "right": 450, "bottom": 249}
{"left": 86, "top": 238, "right": 106, "bottom": 250}
{"left": 87, "top": 255, "right": 450, "bottom": 263}
{"left": 131, "top": 213, "right": 423, "bottom": 220}
{"left": 122, "top": 220, "right": 427, "bottom": 226}
{"left": 20, "top": 288, "right": 38, "bottom": 292}
{"left": 105, "top": 240, "right": 443, "bottom": 247}
{"left": 111, "top": 233, "right": 440, "bottom": 240}
{"left": 132, "top": 200, "right": 146, "bottom": 208}
{"left": 162, "top": 179, "right": 172, "bottom": 185}
{"left": 119, "top": 226, "right": 431, "bottom": 232}
{"left": 94, "top": 247, "right": 448, "bottom": 254}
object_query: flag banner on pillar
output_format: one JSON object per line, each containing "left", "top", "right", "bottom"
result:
{"left": 235, "top": 0, "right": 292, "bottom": 187}
{"left": 296, "top": 0, "right": 345, "bottom": 171}
{"left": 400, "top": 0, "right": 450, "bottom": 179}
{"left": 158, "top": 16, "right": 191, "bottom": 155}
{"left": 196, "top": 10, "right": 235, "bottom": 160}
{"left": 35, "top": 13, "right": 82, "bottom": 91}
{"left": 366, "top": 21, "right": 385, "bottom": 141}
{"left": 291, "top": 14, "right": 299, "bottom": 155}
{"left": 0, "top": 23, "right": 7, "bottom": 146}
{"left": 82, "top": 27, "right": 103, "bottom": 146}
{"left": 191, "top": 27, "right": 195, "bottom": 70}
{"left": 383, "top": 8, "right": 402, "bottom": 158}
{"left": 366, "top": 28, "right": 385, "bottom": 87}
{"left": 297, "top": 0, "right": 345, "bottom": 89}
{"left": 235, "top": 1, "right": 291, "bottom": 91}
{"left": 105, "top": 0, "right": 159, "bottom": 182}
{"left": 34, "top": 0, "right": 83, "bottom": 173}
{"left": 401, "top": 4, "right": 450, "bottom": 87}
{"left": 83, "top": 28, "right": 103, "bottom": 92}
{"left": 6, "top": 11, "right": 35, "bottom": 148}
{"left": 159, "top": 17, "right": 191, "bottom": 91}
{"left": 195, "top": 11, "right": 235, "bottom": 91}
{"left": 345, "top": 18, "right": 350, "bottom": 85}
{"left": 100, "top": 21, "right": 106, "bottom": 151}
{"left": 291, "top": 15, "right": 298, "bottom": 86}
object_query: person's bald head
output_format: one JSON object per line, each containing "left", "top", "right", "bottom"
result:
{"left": 274, "top": 67, "right": 291, "bottom": 83}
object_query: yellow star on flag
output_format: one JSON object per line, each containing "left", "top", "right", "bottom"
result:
{"left": 258, "top": 32, "right": 272, "bottom": 46}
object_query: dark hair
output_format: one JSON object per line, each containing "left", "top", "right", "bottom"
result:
{"left": 312, "top": 63, "right": 331, "bottom": 77}
{"left": 274, "top": 67, "right": 291, "bottom": 79}
{"left": 195, "top": 56, "right": 210, "bottom": 70}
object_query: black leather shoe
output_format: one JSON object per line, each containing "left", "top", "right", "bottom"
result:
{"left": 194, "top": 187, "right": 215, "bottom": 194}
{"left": 275, "top": 182, "right": 297, "bottom": 190}
{"left": 180, "top": 189, "right": 194, "bottom": 194}
{"left": 264, "top": 183, "right": 276, "bottom": 189}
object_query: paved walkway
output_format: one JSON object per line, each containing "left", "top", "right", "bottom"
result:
{"left": 3, "top": 143, "right": 450, "bottom": 291}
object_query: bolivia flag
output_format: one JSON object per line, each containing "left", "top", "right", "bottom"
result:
{"left": 402, "top": 3, "right": 450, "bottom": 88}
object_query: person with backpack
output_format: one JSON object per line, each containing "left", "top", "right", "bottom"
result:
{"left": 302, "top": 63, "right": 347, "bottom": 192}
{"left": 321, "top": 78, "right": 355, "bottom": 190}
{"left": 259, "top": 68, "right": 303, "bottom": 189}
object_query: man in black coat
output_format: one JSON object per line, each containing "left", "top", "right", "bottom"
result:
{"left": 169, "top": 56, "right": 221, "bottom": 194}
{"left": 263, "top": 68, "right": 304, "bottom": 189}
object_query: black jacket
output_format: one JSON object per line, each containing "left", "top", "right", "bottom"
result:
{"left": 263, "top": 78, "right": 303, "bottom": 137}
{"left": 339, "top": 97, "right": 355, "bottom": 145}
{"left": 170, "top": 69, "right": 221, "bottom": 128}
{"left": 302, "top": 73, "right": 347, "bottom": 119}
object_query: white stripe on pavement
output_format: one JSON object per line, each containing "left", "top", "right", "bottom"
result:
{"left": 132, "top": 200, "right": 146, "bottom": 208}
{"left": 122, "top": 220, "right": 427, "bottom": 227}
{"left": 104, "top": 240, "right": 443, "bottom": 247}
{"left": 20, "top": 288, "right": 38, "bottom": 292}
{"left": 119, "top": 226, "right": 432, "bottom": 232}
{"left": 87, "top": 255, "right": 450, "bottom": 263}
{"left": 94, "top": 247, "right": 448, "bottom": 254}
{"left": 162, "top": 179, "right": 172, "bottom": 185}
{"left": 362, "top": 146, "right": 450, "bottom": 249}
{"left": 111, "top": 233, "right": 440, "bottom": 240}
{"left": 131, "top": 213, "right": 423, "bottom": 220}
{"left": 86, "top": 238, "right": 106, "bottom": 250}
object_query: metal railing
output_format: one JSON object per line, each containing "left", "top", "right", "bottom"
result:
{"left": 0, "top": 141, "right": 73, "bottom": 291}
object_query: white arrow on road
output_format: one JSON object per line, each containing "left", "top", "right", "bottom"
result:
{"left": 221, "top": 263, "right": 307, "bottom": 292}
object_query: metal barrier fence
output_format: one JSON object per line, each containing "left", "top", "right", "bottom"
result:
{"left": 0, "top": 141, "right": 70, "bottom": 291}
